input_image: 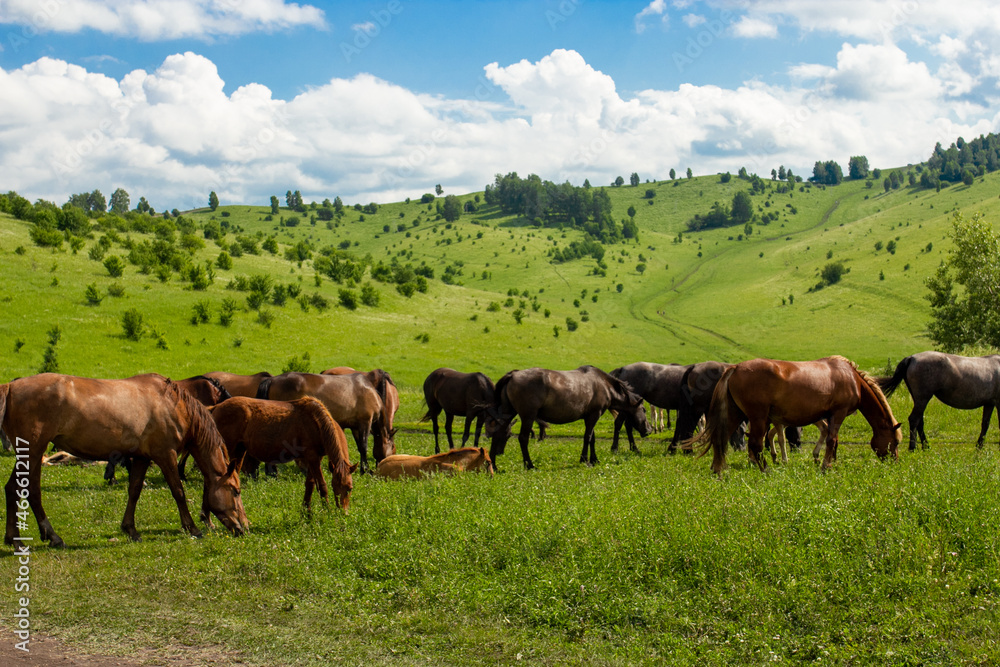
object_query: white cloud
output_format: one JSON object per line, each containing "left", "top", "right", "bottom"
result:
{"left": 635, "top": 0, "right": 669, "bottom": 34}
{"left": 352, "top": 21, "right": 377, "bottom": 33}
{"left": 682, "top": 14, "right": 706, "bottom": 28}
{"left": 0, "top": 48, "right": 996, "bottom": 209}
{"left": 732, "top": 17, "right": 778, "bottom": 39}
{"left": 931, "top": 35, "right": 968, "bottom": 60}
{"left": 0, "top": 0, "right": 326, "bottom": 40}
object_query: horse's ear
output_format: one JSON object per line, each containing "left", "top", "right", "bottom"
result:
{"left": 349, "top": 462, "right": 360, "bottom": 474}
{"left": 893, "top": 422, "right": 902, "bottom": 431}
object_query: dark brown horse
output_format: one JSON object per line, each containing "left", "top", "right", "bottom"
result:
{"left": 490, "top": 366, "right": 651, "bottom": 469}
{"left": 209, "top": 396, "right": 357, "bottom": 512}
{"left": 694, "top": 356, "right": 901, "bottom": 474}
{"left": 1, "top": 373, "right": 246, "bottom": 547}
{"left": 672, "top": 361, "right": 732, "bottom": 452}
{"left": 878, "top": 351, "right": 1000, "bottom": 450}
{"left": 421, "top": 368, "right": 497, "bottom": 453}
{"left": 258, "top": 371, "right": 396, "bottom": 473}
{"left": 107, "top": 374, "right": 232, "bottom": 484}
{"left": 202, "top": 371, "right": 273, "bottom": 398}
{"left": 609, "top": 362, "right": 690, "bottom": 453}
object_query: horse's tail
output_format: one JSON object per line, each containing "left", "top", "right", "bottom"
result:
{"left": 690, "top": 366, "right": 740, "bottom": 461}
{"left": 877, "top": 356, "right": 913, "bottom": 398}
{"left": 0, "top": 382, "right": 11, "bottom": 452}
{"left": 255, "top": 375, "right": 273, "bottom": 400}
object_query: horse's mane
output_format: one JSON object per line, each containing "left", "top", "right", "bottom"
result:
{"left": 186, "top": 375, "right": 233, "bottom": 401}
{"left": 168, "top": 379, "right": 231, "bottom": 468}
{"left": 294, "top": 397, "right": 351, "bottom": 480}
{"left": 830, "top": 355, "right": 895, "bottom": 420}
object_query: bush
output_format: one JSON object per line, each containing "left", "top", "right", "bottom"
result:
{"left": 338, "top": 289, "right": 358, "bottom": 310}
{"left": 84, "top": 283, "right": 103, "bottom": 306}
{"left": 257, "top": 309, "right": 275, "bottom": 328}
{"left": 282, "top": 352, "right": 311, "bottom": 373}
{"left": 107, "top": 282, "right": 126, "bottom": 298}
{"left": 88, "top": 244, "right": 107, "bottom": 262}
{"left": 565, "top": 317, "right": 579, "bottom": 332}
{"left": 121, "top": 308, "right": 145, "bottom": 341}
{"left": 397, "top": 282, "right": 416, "bottom": 298}
{"left": 219, "top": 297, "right": 238, "bottom": 326}
{"left": 310, "top": 293, "right": 330, "bottom": 311}
{"left": 820, "top": 261, "right": 846, "bottom": 286}
{"left": 103, "top": 255, "right": 125, "bottom": 278}
{"left": 191, "top": 300, "right": 211, "bottom": 324}
{"left": 360, "top": 282, "right": 380, "bottom": 307}
{"left": 217, "top": 251, "right": 233, "bottom": 270}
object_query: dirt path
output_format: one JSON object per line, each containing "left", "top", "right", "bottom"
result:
{"left": 0, "top": 630, "right": 240, "bottom": 666}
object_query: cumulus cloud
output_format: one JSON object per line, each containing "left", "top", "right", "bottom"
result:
{"left": 0, "top": 0, "right": 326, "bottom": 40}
{"left": 732, "top": 17, "right": 778, "bottom": 39}
{"left": 635, "top": 0, "right": 669, "bottom": 34}
{"left": 0, "top": 47, "right": 995, "bottom": 209}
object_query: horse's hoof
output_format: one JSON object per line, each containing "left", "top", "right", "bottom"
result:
{"left": 4, "top": 535, "right": 15, "bottom": 546}
{"left": 49, "top": 537, "right": 67, "bottom": 549}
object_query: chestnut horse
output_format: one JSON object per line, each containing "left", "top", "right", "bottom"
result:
{"left": 694, "top": 356, "right": 901, "bottom": 474}
{"left": 321, "top": 366, "right": 399, "bottom": 451}
{"left": 107, "top": 374, "right": 232, "bottom": 484}
{"left": 375, "top": 447, "right": 493, "bottom": 480}
{"left": 0, "top": 373, "right": 246, "bottom": 547}
{"left": 490, "top": 366, "right": 651, "bottom": 469}
{"left": 209, "top": 397, "right": 357, "bottom": 512}
{"left": 421, "top": 368, "right": 497, "bottom": 453}
{"left": 258, "top": 370, "right": 396, "bottom": 473}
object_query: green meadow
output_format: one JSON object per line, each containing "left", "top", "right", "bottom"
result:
{"left": 2, "top": 169, "right": 1000, "bottom": 664}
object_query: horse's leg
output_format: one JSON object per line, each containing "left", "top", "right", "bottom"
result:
{"left": 766, "top": 424, "right": 778, "bottom": 463}
{"left": 778, "top": 426, "right": 788, "bottom": 464}
{"left": 461, "top": 411, "right": 475, "bottom": 448}
{"left": 430, "top": 411, "right": 441, "bottom": 454}
{"left": 747, "top": 418, "right": 768, "bottom": 472}
{"left": 611, "top": 412, "right": 625, "bottom": 453}
{"left": 313, "top": 460, "right": 329, "bottom": 508}
{"left": 156, "top": 453, "right": 202, "bottom": 539}
{"left": 627, "top": 418, "right": 639, "bottom": 453}
{"left": 518, "top": 417, "right": 535, "bottom": 470}
{"left": 472, "top": 414, "right": 484, "bottom": 448}
{"left": 104, "top": 460, "right": 117, "bottom": 485}
{"left": 444, "top": 413, "right": 457, "bottom": 450}
{"left": 582, "top": 414, "right": 600, "bottom": 465}
{"left": 665, "top": 408, "right": 671, "bottom": 430}
{"left": 908, "top": 398, "right": 929, "bottom": 451}
{"left": 352, "top": 427, "right": 370, "bottom": 474}
{"left": 120, "top": 458, "right": 152, "bottom": 542}
{"left": 4, "top": 467, "right": 20, "bottom": 545}
{"left": 821, "top": 416, "right": 845, "bottom": 471}
{"left": 177, "top": 450, "right": 190, "bottom": 481}
{"left": 976, "top": 404, "right": 994, "bottom": 449}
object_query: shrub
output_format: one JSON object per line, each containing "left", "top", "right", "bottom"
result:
{"left": 84, "top": 283, "right": 103, "bottom": 306}
{"left": 310, "top": 293, "right": 329, "bottom": 311}
{"left": 107, "top": 282, "right": 126, "bottom": 298}
{"left": 88, "top": 244, "right": 107, "bottom": 262}
{"left": 397, "top": 282, "right": 416, "bottom": 298}
{"left": 219, "top": 297, "right": 238, "bottom": 326}
{"left": 257, "top": 309, "right": 275, "bottom": 328}
{"left": 360, "top": 282, "right": 380, "bottom": 307}
{"left": 103, "top": 255, "right": 125, "bottom": 278}
{"left": 121, "top": 308, "right": 145, "bottom": 341}
{"left": 282, "top": 352, "right": 311, "bottom": 373}
{"left": 217, "top": 251, "right": 233, "bottom": 270}
{"left": 338, "top": 289, "right": 358, "bottom": 310}
{"left": 191, "top": 300, "right": 211, "bottom": 324}
{"left": 820, "top": 261, "right": 846, "bottom": 286}
{"left": 565, "top": 317, "right": 579, "bottom": 332}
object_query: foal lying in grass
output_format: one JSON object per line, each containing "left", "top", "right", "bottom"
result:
{"left": 375, "top": 447, "right": 493, "bottom": 480}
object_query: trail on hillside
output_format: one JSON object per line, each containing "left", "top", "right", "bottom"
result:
{"left": 629, "top": 192, "right": 856, "bottom": 358}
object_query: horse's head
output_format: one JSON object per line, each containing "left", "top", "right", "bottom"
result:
{"left": 209, "top": 463, "right": 248, "bottom": 535}
{"left": 871, "top": 421, "right": 902, "bottom": 460}
{"left": 624, "top": 390, "right": 654, "bottom": 438}
{"left": 472, "top": 447, "right": 495, "bottom": 475}
{"left": 331, "top": 462, "right": 359, "bottom": 512}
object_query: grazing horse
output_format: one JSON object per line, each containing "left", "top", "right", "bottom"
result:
{"left": 609, "top": 362, "right": 690, "bottom": 453}
{"left": 321, "top": 366, "right": 400, "bottom": 450}
{"left": 765, "top": 420, "right": 830, "bottom": 464}
{"left": 1, "top": 373, "right": 247, "bottom": 547}
{"left": 258, "top": 370, "right": 395, "bottom": 473}
{"left": 209, "top": 396, "right": 358, "bottom": 512}
{"left": 107, "top": 374, "right": 232, "bottom": 484}
{"left": 878, "top": 351, "right": 1000, "bottom": 450}
{"left": 672, "top": 361, "right": 749, "bottom": 453}
{"left": 490, "top": 366, "right": 651, "bottom": 469}
{"left": 421, "top": 368, "right": 497, "bottom": 453}
{"left": 694, "top": 356, "right": 901, "bottom": 474}
{"left": 375, "top": 447, "right": 494, "bottom": 480}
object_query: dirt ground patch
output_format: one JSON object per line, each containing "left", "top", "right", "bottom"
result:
{"left": 1, "top": 630, "right": 244, "bottom": 666}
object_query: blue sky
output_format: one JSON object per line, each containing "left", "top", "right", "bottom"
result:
{"left": 0, "top": 1, "right": 997, "bottom": 209}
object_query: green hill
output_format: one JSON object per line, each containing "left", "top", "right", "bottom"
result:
{"left": 3, "top": 169, "right": 998, "bottom": 396}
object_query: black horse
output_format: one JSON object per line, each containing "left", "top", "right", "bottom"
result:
{"left": 672, "top": 361, "right": 748, "bottom": 452}
{"left": 489, "top": 366, "right": 651, "bottom": 469}
{"left": 609, "top": 362, "right": 690, "bottom": 453}
{"left": 421, "top": 368, "right": 498, "bottom": 453}
{"left": 879, "top": 351, "right": 1000, "bottom": 450}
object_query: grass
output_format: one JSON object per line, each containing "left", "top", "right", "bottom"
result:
{"left": 3, "top": 170, "right": 1000, "bottom": 663}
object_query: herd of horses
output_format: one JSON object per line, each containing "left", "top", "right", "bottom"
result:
{"left": 0, "top": 350, "right": 997, "bottom": 548}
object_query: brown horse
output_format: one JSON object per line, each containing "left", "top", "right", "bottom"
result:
{"left": 490, "top": 366, "right": 652, "bottom": 469}
{"left": 694, "top": 356, "right": 901, "bottom": 474}
{"left": 108, "top": 374, "right": 232, "bottom": 484}
{"left": 421, "top": 368, "right": 498, "bottom": 453}
{"left": 321, "top": 367, "right": 399, "bottom": 451}
{"left": 375, "top": 447, "right": 493, "bottom": 480}
{"left": 258, "top": 371, "right": 396, "bottom": 473}
{"left": 209, "top": 397, "right": 357, "bottom": 512}
{"left": 202, "top": 371, "right": 273, "bottom": 398}
{"left": 1, "top": 373, "right": 247, "bottom": 547}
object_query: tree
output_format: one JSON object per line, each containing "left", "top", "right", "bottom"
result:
{"left": 731, "top": 190, "right": 753, "bottom": 224}
{"left": 583, "top": 178, "right": 591, "bottom": 189}
{"left": 771, "top": 168, "right": 777, "bottom": 180}
{"left": 435, "top": 184, "right": 444, "bottom": 196}
{"left": 614, "top": 175, "right": 625, "bottom": 187}
{"left": 629, "top": 172, "right": 640, "bottom": 186}
{"left": 441, "top": 195, "right": 462, "bottom": 222}
{"left": 627, "top": 205, "right": 637, "bottom": 218}
{"left": 720, "top": 172, "right": 732, "bottom": 183}
{"left": 270, "top": 195, "right": 280, "bottom": 215}
{"left": 926, "top": 212, "right": 1000, "bottom": 350}
{"left": 848, "top": 156, "right": 869, "bottom": 179}
{"left": 109, "top": 188, "right": 130, "bottom": 215}
{"left": 778, "top": 165, "right": 786, "bottom": 180}
{"left": 135, "top": 196, "right": 152, "bottom": 214}
{"left": 686, "top": 168, "right": 693, "bottom": 179}
{"left": 669, "top": 168, "right": 676, "bottom": 180}
{"left": 209, "top": 191, "right": 219, "bottom": 211}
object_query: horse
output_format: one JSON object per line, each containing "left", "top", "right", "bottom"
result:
{"left": 609, "top": 362, "right": 690, "bottom": 453}
{"left": 321, "top": 366, "right": 399, "bottom": 451}
{"left": 878, "top": 351, "right": 1000, "bottom": 450}
{"left": 208, "top": 396, "right": 357, "bottom": 512}
{"left": 671, "top": 361, "right": 750, "bottom": 453}
{"left": 420, "top": 368, "right": 498, "bottom": 453}
{"left": 201, "top": 371, "right": 273, "bottom": 398}
{"left": 693, "top": 356, "right": 901, "bottom": 474}
{"left": 765, "top": 420, "right": 830, "bottom": 464}
{"left": 489, "top": 366, "right": 652, "bottom": 469}
{"left": 375, "top": 447, "right": 494, "bottom": 480}
{"left": 0, "top": 373, "right": 247, "bottom": 547}
{"left": 106, "top": 374, "right": 232, "bottom": 484}
{"left": 258, "top": 370, "right": 396, "bottom": 473}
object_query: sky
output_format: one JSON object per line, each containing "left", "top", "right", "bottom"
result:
{"left": 0, "top": 0, "right": 998, "bottom": 210}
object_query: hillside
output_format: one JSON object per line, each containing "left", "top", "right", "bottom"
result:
{"left": 2, "top": 169, "right": 999, "bottom": 398}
